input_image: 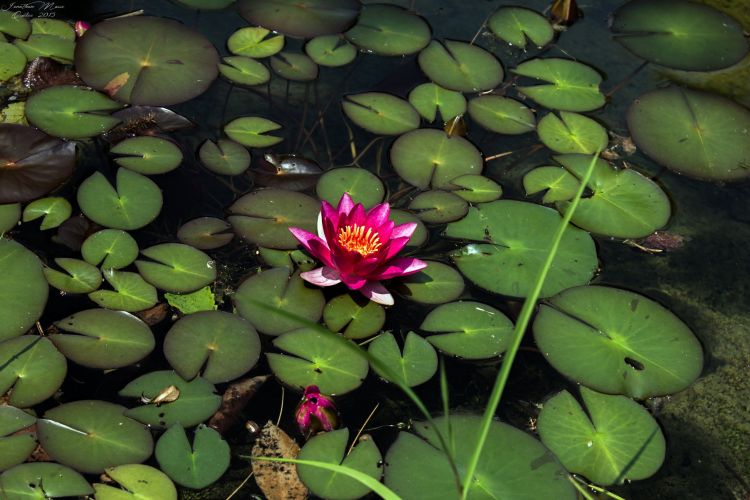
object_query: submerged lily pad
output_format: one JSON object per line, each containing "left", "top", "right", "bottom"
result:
{"left": 611, "top": 0, "right": 748, "bottom": 71}
{"left": 316, "top": 167, "right": 385, "bottom": 209}
{"left": 0, "top": 463, "right": 92, "bottom": 499}
{"left": 0, "top": 238, "right": 48, "bottom": 341}
{"left": 164, "top": 286, "right": 217, "bottom": 315}
{"left": 408, "top": 190, "right": 469, "bottom": 224}
{"left": 75, "top": 16, "right": 219, "bottom": 106}
{"left": 537, "top": 111, "right": 608, "bottom": 154}
{"left": 238, "top": 0, "right": 360, "bottom": 39}
{"left": 22, "top": 196, "right": 71, "bottom": 230}
{"left": 224, "top": 116, "right": 283, "bottom": 148}
{"left": 155, "top": 424, "right": 230, "bottom": 489}
{"left": 88, "top": 269, "right": 158, "bottom": 312}
{"left": 418, "top": 40, "right": 504, "bottom": 93}
{"left": 342, "top": 92, "right": 420, "bottom": 136}
{"left": 270, "top": 52, "right": 319, "bottom": 81}
{"left": 305, "top": 35, "right": 356, "bottom": 67}
{"left": 227, "top": 27, "right": 284, "bottom": 58}
{"left": 538, "top": 387, "right": 666, "bottom": 485}
{"left": 488, "top": 6, "right": 554, "bottom": 49}
{"left": 397, "top": 261, "right": 465, "bottom": 304}
{"left": 219, "top": 56, "right": 271, "bottom": 86}
{"left": 268, "top": 327, "right": 369, "bottom": 394}
{"left": 135, "top": 243, "right": 216, "bottom": 293}
{"left": 369, "top": 332, "right": 437, "bottom": 387}
{"left": 177, "top": 217, "right": 234, "bottom": 250}
{"left": 199, "top": 139, "right": 251, "bottom": 176}
{"left": 533, "top": 285, "right": 703, "bottom": 398}
{"left": 0, "top": 336, "right": 66, "bottom": 407}
{"left": 468, "top": 95, "right": 535, "bottom": 135}
{"left": 445, "top": 200, "right": 597, "bottom": 298}
{"left": 345, "top": 4, "right": 430, "bottom": 56}
{"left": 514, "top": 58, "right": 605, "bottom": 112}
{"left": 111, "top": 136, "right": 183, "bottom": 175}
{"left": 43, "top": 258, "right": 102, "bottom": 294}
{"left": 626, "top": 87, "right": 750, "bottom": 181}
{"left": 94, "top": 464, "right": 177, "bottom": 500}
{"left": 324, "top": 293, "right": 385, "bottom": 339}
{"left": 408, "top": 83, "right": 466, "bottom": 123}
{"left": 81, "top": 229, "right": 139, "bottom": 269}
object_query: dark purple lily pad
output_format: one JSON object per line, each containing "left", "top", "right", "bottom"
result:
{"left": 238, "top": 0, "right": 361, "bottom": 39}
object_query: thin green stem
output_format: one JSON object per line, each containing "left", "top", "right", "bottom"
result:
{"left": 569, "top": 476, "right": 597, "bottom": 500}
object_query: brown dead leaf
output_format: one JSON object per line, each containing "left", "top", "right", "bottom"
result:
{"left": 104, "top": 72, "right": 130, "bottom": 97}
{"left": 135, "top": 303, "right": 168, "bottom": 326}
{"left": 251, "top": 421, "right": 308, "bottom": 500}
{"left": 209, "top": 375, "right": 270, "bottom": 435}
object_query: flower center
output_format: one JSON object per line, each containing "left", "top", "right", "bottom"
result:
{"left": 338, "top": 224, "right": 382, "bottom": 257}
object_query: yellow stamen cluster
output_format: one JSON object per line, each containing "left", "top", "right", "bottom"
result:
{"left": 338, "top": 224, "right": 382, "bottom": 257}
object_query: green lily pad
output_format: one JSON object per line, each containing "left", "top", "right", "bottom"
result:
{"left": 22, "top": 196, "right": 71, "bottom": 230}
{"left": 0, "top": 203, "right": 20, "bottom": 234}
{"left": 467, "top": 95, "right": 535, "bottom": 135}
{"left": 552, "top": 154, "right": 671, "bottom": 238}
{"left": 224, "top": 116, "right": 283, "bottom": 148}
{"left": 342, "top": 92, "right": 420, "bottom": 136}
{"left": 75, "top": 16, "right": 219, "bottom": 106}
{"left": 537, "top": 111, "right": 608, "bottom": 154}
{"left": 514, "top": 58, "right": 605, "bottom": 112}
{"left": 418, "top": 40, "right": 504, "bottom": 93}
{"left": 164, "top": 286, "right": 218, "bottom": 315}
{"left": 25, "top": 85, "right": 122, "bottom": 139}
{"left": 450, "top": 175, "right": 503, "bottom": 203}
{"left": 77, "top": 168, "right": 163, "bottom": 230}
{"left": 177, "top": 217, "right": 234, "bottom": 250}
{"left": 219, "top": 56, "right": 271, "bottom": 86}
{"left": 389, "top": 209, "right": 427, "bottom": 250}
{"left": 396, "top": 261, "right": 465, "bottom": 305}
{"left": 297, "top": 428, "right": 382, "bottom": 500}
{"left": 238, "top": 0, "right": 360, "bottom": 39}
{"left": 270, "top": 52, "right": 319, "bottom": 81}
{"left": 523, "top": 165, "right": 580, "bottom": 203}
{"left": 228, "top": 188, "right": 319, "bottom": 249}
{"left": 488, "top": 6, "right": 554, "bottom": 49}
{"left": 199, "top": 139, "right": 251, "bottom": 176}
{"left": 135, "top": 243, "right": 216, "bottom": 293}
{"left": 368, "top": 332, "right": 437, "bottom": 387}
{"left": 391, "top": 129, "right": 483, "bottom": 190}
{"left": 305, "top": 35, "right": 356, "bottom": 67}
{"left": 37, "top": 400, "right": 153, "bottom": 474}
{"left": 43, "top": 258, "right": 102, "bottom": 294}
{"left": 538, "top": 387, "right": 666, "bottom": 485}
{"left": 155, "top": 424, "right": 230, "bottom": 489}
{"left": 81, "top": 229, "right": 139, "bottom": 269}
{"left": 88, "top": 269, "right": 158, "bottom": 312}
{"left": 0, "top": 336, "right": 66, "bottom": 408}
{"left": 227, "top": 27, "right": 284, "bottom": 58}
{"left": 611, "top": 0, "right": 748, "bottom": 71}
{"left": 420, "top": 301, "right": 514, "bottom": 359}
{"left": 257, "top": 247, "right": 317, "bottom": 272}
{"left": 0, "top": 238, "right": 48, "bottom": 341}
{"left": 445, "top": 200, "right": 598, "bottom": 298}
{"left": 234, "top": 267, "right": 325, "bottom": 336}
{"left": 52, "top": 309, "right": 155, "bottom": 369}
{"left": 626, "top": 87, "right": 750, "bottom": 181}
{"left": 408, "top": 190, "right": 469, "bottom": 224}
{"left": 94, "top": 464, "right": 177, "bottom": 500}
{"left": 268, "top": 327, "right": 369, "bottom": 394}
{"left": 0, "top": 11, "right": 30, "bottom": 39}
{"left": 324, "top": 293, "right": 385, "bottom": 339}
{"left": 0, "top": 42, "right": 25, "bottom": 81}
{"left": 408, "top": 83, "right": 467, "bottom": 123}
{"left": 533, "top": 285, "right": 703, "bottom": 399}
{"left": 14, "top": 34, "right": 74, "bottom": 63}
{"left": 0, "top": 406, "right": 36, "bottom": 472}
{"left": 164, "top": 311, "right": 261, "bottom": 383}
{"left": 119, "top": 370, "right": 221, "bottom": 429}
{"left": 385, "top": 415, "right": 576, "bottom": 499}
{"left": 0, "top": 463, "right": 92, "bottom": 499}
{"left": 30, "top": 19, "right": 74, "bottom": 40}
{"left": 110, "top": 136, "right": 183, "bottom": 175}
{"left": 316, "top": 167, "right": 385, "bottom": 209}
{"left": 344, "top": 4, "right": 430, "bottom": 56}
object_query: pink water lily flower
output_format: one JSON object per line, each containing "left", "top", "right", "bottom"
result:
{"left": 289, "top": 193, "right": 427, "bottom": 306}
{"left": 295, "top": 385, "right": 339, "bottom": 436}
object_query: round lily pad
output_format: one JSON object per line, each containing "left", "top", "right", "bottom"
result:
{"left": 445, "top": 200, "right": 598, "bottom": 298}
{"left": 316, "top": 167, "right": 385, "bottom": 209}
{"left": 626, "top": 87, "right": 750, "bottom": 181}
{"left": 368, "top": 332, "right": 437, "bottom": 387}
{"left": 177, "top": 217, "right": 234, "bottom": 250}
{"left": 164, "top": 311, "right": 261, "bottom": 383}
{"left": 468, "top": 95, "right": 535, "bottom": 135}
{"left": 409, "top": 190, "right": 469, "bottom": 224}
{"left": 219, "top": 56, "right": 271, "bottom": 86}
{"left": 385, "top": 415, "right": 576, "bottom": 499}
{"left": 14, "top": 34, "right": 74, "bottom": 63}
{"left": 0, "top": 238, "right": 48, "bottom": 341}
{"left": 81, "top": 229, "right": 139, "bottom": 269}
{"left": 227, "top": 27, "right": 284, "bottom": 58}
{"left": 513, "top": 58, "right": 605, "bottom": 112}
{"left": 0, "top": 11, "right": 30, "bottom": 39}
{"left": 268, "top": 327, "right": 369, "bottom": 394}
{"left": 270, "top": 52, "right": 319, "bottom": 81}
{"left": 344, "top": 4, "right": 430, "bottom": 56}
{"left": 533, "top": 285, "right": 703, "bottom": 399}
{"left": 0, "top": 203, "right": 20, "bottom": 234}
{"left": 135, "top": 243, "right": 216, "bottom": 293}
{"left": 43, "top": 258, "right": 102, "bottom": 294}
{"left": 391, "top": 129, "right": 483, "bottom": 190}
{"left": 0, "top": 336, "right": 66, "bottom": 408}
{"left": 228, "top": 188, "right": 319, "bottom": 249}
{"left": 110, "top": 136, "right": 183, "bottom": 175}
{"left": 611, "top": 0, "right": 748, "bottom": 71}
{"left": 408, "top": 83, "right": 467, "bottom": 123}
{"left": 537, "top": 111, "right": 608, "bottom": 154}
{"left": 22, "top": 196, "right": 71, "bottom": 230}
{"left": 52, "top": 309, "right": 155, "bottom": 369}
{"left": 418, "top": 40, "right": 504, "bottom": 93}
{"left": 25, "top": 85, "right": 122, "bottom": 139}
{"left": 155, "top": 424, "right": 229, "bottom": 490}
{"left": 88, "top": 269, "right": 158, "bottom": 312}
{"left": 523, "top": 165, "right": 580, "bottom": 203}
{"left": 0, "top": 463, "right": 93, "bottom": 499}
{"left": 30, "top": 19, "right": 74, "bottom": 40}
{"left": 199, "top": 139, "right": 251, "bottom": 176}
{"left": 257, "top": 247, "right": 317, "bottom": 272}
{"left": 420, "top": 301, "right": 514, "bottom": 359}
{"left": 224, "top": 116, "right": 283, "bottom": 148}
{"left": 488, "top": 6, "right": 554, "bottom": 49}
{"left": 238, "top": 0, "right": 361, "bottom": 39}
{"left": 396, "top": 261, "right": 465, "bottom": 305}
{"left": 234, "top": 267, "right": 325, "bottom": 336}
{"left": 450, "top": 174, "right": 503, "bottom": 203}
{"left": 305, "top": 35, "right": 356, "bottom": 67}
{"left": 342, "top": 92, "right": 420, "bottom": 136}
{"left": 0, "top": 406, "right": 37, "bottom": 471}
{"left": 75, "top": 16, "right": 219, "bottom": 106}
{"left": 324, "top": 293, "right": 385, "bottom": 339}
{"left": 538, "top": 387, "right": 666, "bottom": 485}
{"left": 119, "top": 370, "right": 221, "bottom": 429}
{"left": 94, "top": 464, "right": 177, "bottom": 500}
{"left": 0, "top": 42, "right": 25, "bottom": 81}
{"left": 37, "top": 400, "right": 153, "bottom": 474}
{"left": 77, "top": 168, "right": 163, "bottom": 230}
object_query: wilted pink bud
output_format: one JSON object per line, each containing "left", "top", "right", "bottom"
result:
{"left": 294, "top": 385, "right": 339, "bottom": 436}
{"left": 74, "top": 21, "right": 91, "bottom": 38}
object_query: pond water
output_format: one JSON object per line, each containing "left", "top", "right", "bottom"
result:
{"left": 1, "top": 0, "right": 749, "bottom": 499}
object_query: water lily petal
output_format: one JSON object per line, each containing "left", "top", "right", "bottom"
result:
{"left": 321, "top": 200, "right": 340, "bottom": 232}
{"left": 391, "top": 222, "right": 417, "bottom": 240}
{"left": 337, "top": 192, "right": 355, "bottom": 216}
{"left": 382, "top": 236, "right": 412, "bottom": 261}
{"left": 360, "top": 281, "right": 394, "bottom": 306}
{"left": 365, "top": 203, "right": 390, "bottom": 229}
{"left": 371, "top": 257, "right": 428, "bottom": 280}
{"left": 316, "top": 212, "right": 325, "bottom": 239}
{"left": 340, "top": 272, "right": 368, "bottom": 290}
{"left": 300, "top": 266, "right": 341, "bottom": 286}
{"left": 289, "top": 227, "right": 327, "bottom": 254}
